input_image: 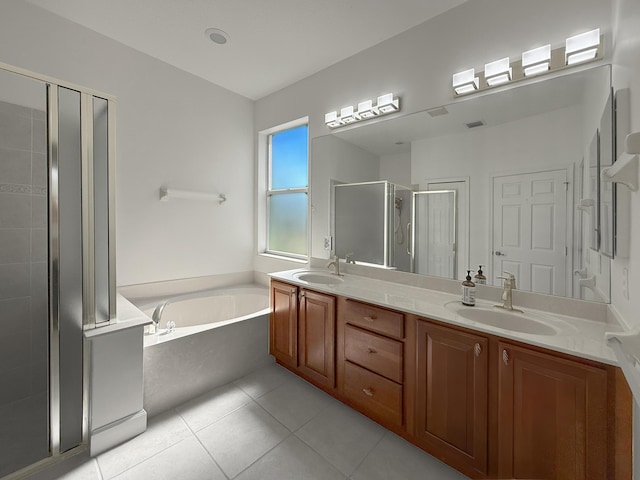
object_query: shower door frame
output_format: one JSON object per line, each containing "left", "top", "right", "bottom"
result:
{"left": 0, "top": 60, "right": 117, "bottom": 475}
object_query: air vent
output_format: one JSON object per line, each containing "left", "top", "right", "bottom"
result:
{"left": 427, "top": 106, "right": 449, "bottom": 117}
{"left": 465, "top": 120, "right": 485, "bottom": 129}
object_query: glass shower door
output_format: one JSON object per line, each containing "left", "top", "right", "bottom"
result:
{"left": 0, "top": 68, "right": 50, "bottom": 477}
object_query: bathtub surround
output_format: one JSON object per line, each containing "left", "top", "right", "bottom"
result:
{"left": 136, "top": 285, "right": 272, "bottom": 417}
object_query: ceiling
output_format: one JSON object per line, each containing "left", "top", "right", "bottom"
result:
{"left": 25, "top": 0, "right": 469, "bottom": 100}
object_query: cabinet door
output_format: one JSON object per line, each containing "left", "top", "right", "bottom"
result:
{"left": 270, "top": 281, "right": 298, "bottom": 368}
{"left": 498, "top": 342, "right": 607, "bottom": 479}
{"left": 298, "top": 289, "right": 336, "bottom": 389}
{"left": 415, "top": 321, "right": 488, "bottom": 475}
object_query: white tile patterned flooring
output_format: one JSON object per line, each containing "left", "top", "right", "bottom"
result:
{"left": 25, "top": 364, "right": 469, "bottom": 480}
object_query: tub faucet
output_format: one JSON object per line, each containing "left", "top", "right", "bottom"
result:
{"left": 495, "top": 272, "right": 523, "bottom": 313}
{"left": 152, "top": 301, "right": 169, "bottom": 328}
{"left": 327, "top": 255, "right": 342, "bottom": 276}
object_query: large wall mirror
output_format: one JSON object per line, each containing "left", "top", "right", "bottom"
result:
{"left": 311, "top": 65, "right": 613, "bottom": 303}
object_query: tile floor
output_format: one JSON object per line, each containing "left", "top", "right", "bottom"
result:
{"left": 24, "top": 364, "right": 469, "bottom": 480}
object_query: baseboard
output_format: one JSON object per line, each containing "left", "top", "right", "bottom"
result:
{"left": 90, "top": 409, "right": 147, "bottom": 456}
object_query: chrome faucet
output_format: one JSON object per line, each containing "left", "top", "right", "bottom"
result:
{"left": 495, "top": 272, "right": 523, "bottom": 313}
{"left": 151, "top": 301, "right": 168, "bottom": 329}
{"left": 327, "top": 255, "right": 342, "bottom": 276}
{"left": 345, "top": 253, "right": 356, "bottom": 264}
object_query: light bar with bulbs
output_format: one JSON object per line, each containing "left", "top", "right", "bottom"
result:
{"left": 325, "top": 93, "right": 400, "bottom": 129}
{"left": 452, "top": 28, "right": 602, "bottom": 97}
{"left": 522, "top": 44, "right": 551, "bottom": 77}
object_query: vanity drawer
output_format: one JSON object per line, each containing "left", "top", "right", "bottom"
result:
{"left": 341, "top": 299, "right": 404, "bottom": 339}
{"left": 344, "top": 361, "right": 403, "bottom": 427}
{"left": 344, "top": 325, "right": 403, "bottom": 383}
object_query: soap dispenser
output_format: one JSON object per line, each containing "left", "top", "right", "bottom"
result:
{"left": 462, "top": 270, "right": 476, "bottom": 306}
{"left": 474, "top": 265, "right": 487, "bottom": 285}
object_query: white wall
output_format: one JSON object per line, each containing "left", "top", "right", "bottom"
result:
{"left": 254, "top": 0, "right": 612, "bottom": 274}
{"left": 310, "top": 135, "right": 380, "bottom": 259}
{"left": 380, "top": 151, "right": 412, "bottom": 187}
{"left": 0, "top": 0, "right": 255, "bottom": 286}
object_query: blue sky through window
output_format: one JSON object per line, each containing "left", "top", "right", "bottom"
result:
{"left": 271, "top": 125, "right": 308, "bottom": 189}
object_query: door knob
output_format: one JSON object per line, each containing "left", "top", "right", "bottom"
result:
{"left": 495, "top": 251, "right": 506, "bottom": 256}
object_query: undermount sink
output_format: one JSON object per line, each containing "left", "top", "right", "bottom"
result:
{"left": 445, "top": 302, "right": 558, "bottom": 336}
{"left": 293, "top": 271, "right": 344, "bottom": 285}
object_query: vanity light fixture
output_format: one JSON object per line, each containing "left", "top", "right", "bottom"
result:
{"left": 377, "top": 93, "right": 399, "bottom": 113}
{"left": 565, "top": 28, "right": 600, "bottom": 65}
{"left": 357, "top": 99, "right": 379, "bottom": 119}
{"left": 325, "top": 93, "right": 400, "bottom": 129}
{"left": 484, "top": 57, "right": 512, "bottom": 86}
{"left": 324, "top": 111, "right": 344, "bottom": 128}
{"left": 451, "top": 27, "right": 602, "bottom": 97}
{"left": 452, "top": 69, "right": 479, "bottom": 95}
{"left": 522, "top": 44, "right": 551, "bottom": 77}
{"left": 340, "top": 106, "right": 360, "bottom": 124}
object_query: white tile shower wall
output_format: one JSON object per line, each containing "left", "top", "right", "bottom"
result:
{"left": 0, "top": 0, "right": 255, "bottom": 286}
{"left": 0, "top": 99, "right": 48, "bottom": 406}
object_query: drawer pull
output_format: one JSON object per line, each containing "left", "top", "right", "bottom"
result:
{"left": 503, "top": 349, "right": 509, "bottom": 365}
{"left": 366, "top": 347, "right": 376, "bottom": 354}
{"left": 362, "top": 388, "right": 374, "bottom": 397}
{"left": 363, "top": 315, "right": 377, "bottom": 322}
{"left": 474, "top": 343, "right": 482, "bottom": 357}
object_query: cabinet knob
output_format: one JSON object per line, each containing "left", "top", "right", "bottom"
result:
{"left": 474, "top": 343, "right": 482, "bottom": 357}
{"left": 363, "top": 315, "right": 376, "bottom": 322}
{"left": 362, "top": 388, "right": 374, "bottom": 397}
{"left": 502, "top": 349, "right": 509, "bottom": 365}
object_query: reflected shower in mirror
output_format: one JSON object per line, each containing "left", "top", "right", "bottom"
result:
{"left": 311, "top": 65, "right": 613, "bottom": 302}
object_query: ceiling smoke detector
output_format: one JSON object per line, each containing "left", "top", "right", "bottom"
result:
{"left": 205, "top": 28, "right": 230, "bottom": 45}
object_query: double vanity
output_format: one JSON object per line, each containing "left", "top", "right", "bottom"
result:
{"left": 269, "top": 268, "right": 632, "bottom": 479}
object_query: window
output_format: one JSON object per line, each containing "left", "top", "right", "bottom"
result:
{"left": 266, "top": 124, "right": 309, "bottom": 258}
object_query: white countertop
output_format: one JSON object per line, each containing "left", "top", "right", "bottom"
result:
{"left": 270, "top": 268, "right": 623, "bottom": 366}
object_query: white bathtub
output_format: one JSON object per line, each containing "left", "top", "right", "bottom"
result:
{"left": 134, "top": 284, "right": 273, "bottom": 416}
{"left": 140, "top": 285, "right": 270, "bottom": 346}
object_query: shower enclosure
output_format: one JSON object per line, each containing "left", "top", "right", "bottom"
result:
{"left": 332, "top": 182, "right": 457, "bottom": 277}
{"left": 0, "top": 63, "right": 115, "bottom": 477}
{"left": 333, "top": 181, "right": 412, "bottom": 269}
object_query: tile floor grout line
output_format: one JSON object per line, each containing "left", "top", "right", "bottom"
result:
{"left": 94, "top": 457, "right": 105, "bottom": 480}
{"left": 232, "top": 373, "right": 294, "bottom": 401}
{"left": 175, "top": 410, "right": 232, "bottom": 480}
{"left": 228, "top": 431, "right": 295, "bottom": 480}
{"left": 98, "top": 408, "right": 186, "bottom": 480}
{"left": 346, "top": 427, "right": 388, "bottom": 478}
{"left": 175, "top": 389, "right": 254, "bottom": 434}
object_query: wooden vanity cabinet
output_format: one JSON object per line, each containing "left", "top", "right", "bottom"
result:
{"left": 414, "top": 320, "right": 489, "bottom": 476}
{"left": 270, "top": 281, "right": 632, "bottom": 480}
{"left": 270, "top": 280, "right": 298, "bottom": 369}
{"left": 337, "top": 298, "right": 406, "bottom": 428}
{"left": 269, "top": 280, "right": 336, "bottom": 389}
{"left": 298, "top": 289, "right": 336, "bottom": 389}
{"left": 497, "top": 341, "right": 608, "bottom": 480}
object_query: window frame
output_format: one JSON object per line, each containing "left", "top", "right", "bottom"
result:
{"left": 263, "top": 120, "right": 309, "bottom": 260}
